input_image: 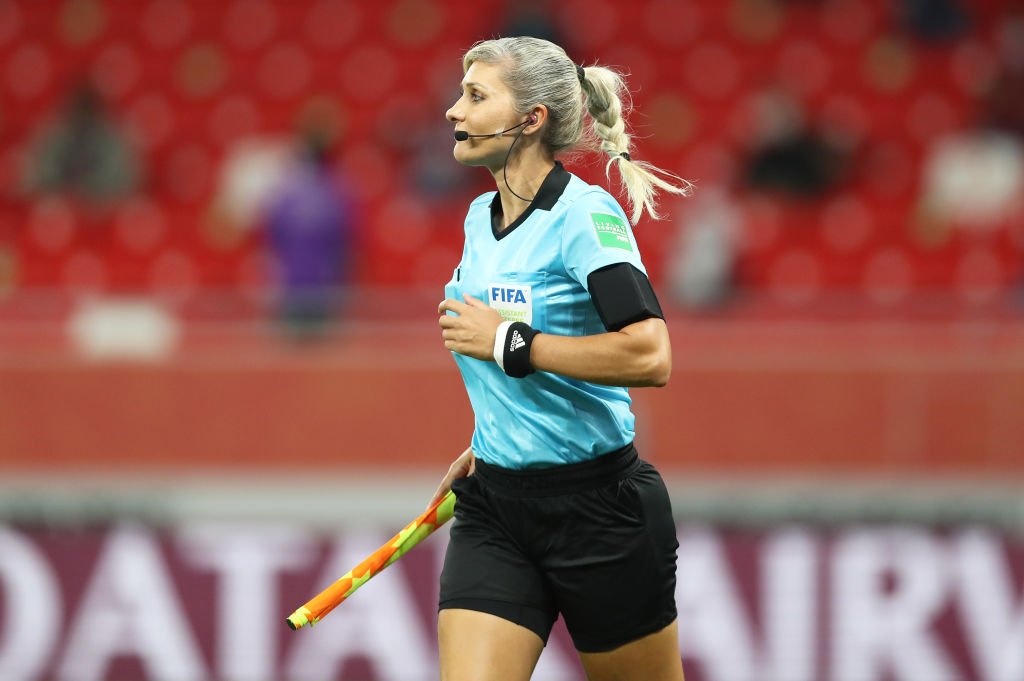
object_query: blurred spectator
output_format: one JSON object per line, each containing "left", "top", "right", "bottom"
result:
{"left": 916, "top": 133, "right": 1023, "bottom": 240}
{"left": 741, "top": 86, "right": 849, "bottom": 199}
{"left": 982, "top": 8, "right": 1024, "bottom": 138}
{"left": 668, "top": 189, "right": 739, "bottom": 310}
{"left": 370, "top": 88, "right": 482, "bottom": 203}
{"left": 206, "top": 137, "right": 291, "bottom": 249}
{"left": 415, "top": 99, "right": 485, "bottom": 202}
{"left": 984, "top": 67, "right": 1024, "bottom": 139}
{"left": 500, "top": 0, "right": 563, "bottom": 44}
{"left": 913, "top": 10, "right": 1024, "bottom": 243}
{"left": 897, "top": 0, "right": 970, "bottom": 42}
{"left": 22, "top": 81, "right": 140, "bottom": 204}
{"left": 394, "top": 2, "right": 564, "bottom": 203}
{"left": 411, "top": 117, "right": 481, "bottom": 201}
{"left": 265, "top": 129, "right": 354, "bottom": 340}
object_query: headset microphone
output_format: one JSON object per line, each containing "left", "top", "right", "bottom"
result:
{"left": 453, "top": 114, "right": 540, "bottom": 204}
{"left": 453, "top": 115, "right": 536, "bottom": 142}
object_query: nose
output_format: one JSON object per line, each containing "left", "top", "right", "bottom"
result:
{"left": 446, "top": 102, "right": 462, "bottom": 123}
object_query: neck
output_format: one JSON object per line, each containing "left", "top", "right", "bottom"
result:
{"left": 491, "top": 150, "right": 555, "bottom": 230}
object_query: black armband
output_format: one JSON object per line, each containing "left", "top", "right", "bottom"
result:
{"left": 492, "top": 321, "right": 540, "bottom": 378}
{"left": 587, "top": 263, "right": 664, "bottom": 332}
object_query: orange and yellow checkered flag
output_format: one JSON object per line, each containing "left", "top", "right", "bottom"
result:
{"left": 286, "top": 490, "right": 457, "bottom": 630}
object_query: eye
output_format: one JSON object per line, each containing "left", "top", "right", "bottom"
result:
{"left": 456, "top": 86, "right": 484, "bottom": 103}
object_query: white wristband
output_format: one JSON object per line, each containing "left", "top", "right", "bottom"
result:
{"left": 492, "top": 320, "right": 513, "bottom": 372}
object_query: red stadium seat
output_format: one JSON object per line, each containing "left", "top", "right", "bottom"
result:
{"left": 0, "top": 0, "right": 1017, "bottom": 317}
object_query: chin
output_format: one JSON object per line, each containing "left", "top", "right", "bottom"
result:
{"left": 452, "top": 145, "right": 488, "bottom": 167}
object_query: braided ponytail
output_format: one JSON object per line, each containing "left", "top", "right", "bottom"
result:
{"left": 580, "top": 65, "right": 692, "bottom": 223}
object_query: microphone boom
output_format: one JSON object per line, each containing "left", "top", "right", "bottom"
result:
{"left": 453, "top": 118, "right": 530, "bottom": 142}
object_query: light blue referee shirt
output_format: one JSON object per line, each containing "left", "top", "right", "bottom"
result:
{"left": 444, "top": 162, "right": 649, "bottom": 469}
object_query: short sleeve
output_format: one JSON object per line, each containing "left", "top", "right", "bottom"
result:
{"left": 560, "top": 189, "right": 647, "bottom": 289}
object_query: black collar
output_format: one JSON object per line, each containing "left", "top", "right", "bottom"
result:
{"left": 490, "top": 161, "right": 571, "bottom": 240}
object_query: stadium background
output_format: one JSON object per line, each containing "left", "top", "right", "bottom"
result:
{"left": 0, "top": 1, "right": 1022, "bottom": 680}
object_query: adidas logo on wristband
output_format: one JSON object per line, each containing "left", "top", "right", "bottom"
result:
{"left": 493, "top": 321, "right": 539, "bottom": 379}
{"left": 509, "top": 330, "right": 526, "bottom": 352}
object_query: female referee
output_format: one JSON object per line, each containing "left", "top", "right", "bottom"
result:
{"left": 431, "top": 36, "right": 690, "bottom": 681}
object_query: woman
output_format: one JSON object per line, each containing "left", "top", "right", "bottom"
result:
{"left": 431, "top": 36, "right": 690, "bottom": 681}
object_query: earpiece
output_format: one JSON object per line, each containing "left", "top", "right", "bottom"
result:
{"left": 528, "top": 114, "right": 538, "bottom": 124}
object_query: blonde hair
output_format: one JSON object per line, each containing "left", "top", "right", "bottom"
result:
{"left": 463, "top": 36, "right": 691, "bottom": 224}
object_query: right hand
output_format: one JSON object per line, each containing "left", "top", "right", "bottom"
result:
{"left": 429, "top": 446, "right": 475, "bottom": 509}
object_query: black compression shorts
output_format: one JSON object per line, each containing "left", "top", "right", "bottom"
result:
{"left": 438, "top": 444, "right": 679, "bottom": 653}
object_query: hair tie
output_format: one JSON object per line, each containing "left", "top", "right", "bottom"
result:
{"left": 576, "top": 64, "right": 585, "bottom": 83}
{"left": 619, "top": 152, "right": 631, "bottom": 161}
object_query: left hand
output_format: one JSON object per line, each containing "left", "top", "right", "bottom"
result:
{"left": 428, "top": 446, "right": 475, "bottom": 509}
{"left": 438, "top": 294, "right": 503, "bottom": 361}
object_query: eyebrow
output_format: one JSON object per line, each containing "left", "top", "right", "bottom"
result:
{"left": 461, "top": 81, "right": 491, "bottom": 92}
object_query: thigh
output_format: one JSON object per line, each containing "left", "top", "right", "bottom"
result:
{"left": 577, "top": 619, "right": 685, "bottom": 681}
{"left": 439, "top": 608, "right": 545, "bottom": 681}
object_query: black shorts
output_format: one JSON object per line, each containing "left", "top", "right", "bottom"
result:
{"left": 438, "top": 443, "right": 679, "bottom": 653}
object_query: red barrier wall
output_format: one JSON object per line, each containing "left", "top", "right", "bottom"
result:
{"left": 2, "top": 320, "right": 1022, "bottom": 477}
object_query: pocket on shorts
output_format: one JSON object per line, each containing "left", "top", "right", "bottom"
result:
{"left": 633, "top": 463, "right": 680, "bottom": 555}
{"left": 450, "top": 475, "right": 479, "bottom": 502}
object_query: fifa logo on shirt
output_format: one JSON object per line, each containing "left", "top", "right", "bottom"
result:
{"left": 491, "top": 287, "right": 527, "bottom": 304}
{"left": 488, "top": 283, "right": 533, "bottom": 324}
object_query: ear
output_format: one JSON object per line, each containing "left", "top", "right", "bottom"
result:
{"left": 524, "top": 105, "right": 548, "bottom": 134}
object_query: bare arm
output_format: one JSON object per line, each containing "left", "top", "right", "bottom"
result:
{"left": 530, "top": 316, "right": 671, "bottom": 387}
{"left": 438, "top": 295, "right": 671, "bottom": 388}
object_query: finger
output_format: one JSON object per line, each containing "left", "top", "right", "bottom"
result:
{"left": 428, "top": 483, "right": 449, "bottom": 509}
{"left": 442, "top": 299, "right": 469, "bottom": 315}
{"left": 438, "top": 299, "right": 456, "bottom": 314}
{"left": 444, "top": 340, "right": 457, "bottom": 350}
{"left": 463, "top": 293, "right": 488, "bottom": 309}
{"left": 439, "top": 315, "right": 457, "bottom": 328}
{"left": 442, "top": 329, "right": 457, "bottom": 340}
